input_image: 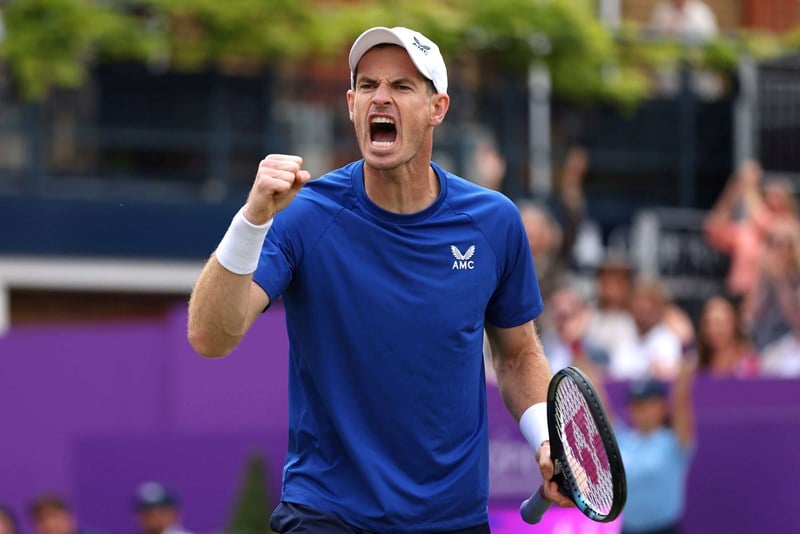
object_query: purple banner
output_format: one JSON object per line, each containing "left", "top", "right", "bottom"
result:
{"left": 1, "top": 304, "right": 799, "bottom": 534}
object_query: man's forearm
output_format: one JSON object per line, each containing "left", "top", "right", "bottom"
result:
{"left": 187, "top": 255, "right": 255, "bottom": 357}
{"left": 495, "top": 349, "right": 552, "bottom": 421}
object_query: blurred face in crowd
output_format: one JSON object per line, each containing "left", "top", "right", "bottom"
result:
{"left": 629, "top": 397, "right": 669, "bottom": 433}
{"left": 347, "top": 45, "right": 448, "bottom": 174}
{"left": 561, "top": 147, "right": 589, "bottom": 181}
{"left": 762, "top": 179, "right": 795, "bottom": 215}
{"left": 597, "top": 266, "right": 632, "bottom": 310}
{"left": 32, "top": 507, "right": 75, "bottom": 534}
{"left": 629, "top": 282, "right": 666, "bottom": 335}
{"left": 520, "top": 206, "right": 561, "bottom": 258}
{"left": 549, "top": 288, "right": 589, "bottom": 342}
{"left": 700, "top": 296, "right": 739, "bottom": 351}
{"left": 137, "top": 506, "right": 179, "bottom": 534}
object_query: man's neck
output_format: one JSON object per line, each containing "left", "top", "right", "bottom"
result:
{"left": 363, "top": 162, "right": 440, "bottom": 214}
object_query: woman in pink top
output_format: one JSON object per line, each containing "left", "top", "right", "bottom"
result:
{"left": 704, "top": 160, "right": 798, "bottom": 298}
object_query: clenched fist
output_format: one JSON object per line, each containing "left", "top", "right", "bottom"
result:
{"left": 243, "top": 154, "right": 312, "bottom": 225}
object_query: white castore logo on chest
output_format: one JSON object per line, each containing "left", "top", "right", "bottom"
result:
{"left": 451, "top": 245, "right": 476, "bottom": 270}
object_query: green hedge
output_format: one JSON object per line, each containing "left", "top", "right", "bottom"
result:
{"left": 0, "top": 0, "right": 791, "bottom": 104}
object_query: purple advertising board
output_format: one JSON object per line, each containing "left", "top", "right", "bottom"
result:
{"left": 1, "top": 303, "right": 799, "bottom": 533}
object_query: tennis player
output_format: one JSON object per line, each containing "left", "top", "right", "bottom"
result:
{"left": 188, "top": 26, "right": 570, "bottom": 533}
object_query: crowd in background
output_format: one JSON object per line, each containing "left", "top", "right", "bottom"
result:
{"left": 512, "top": 148, "right": 800, "bottom": 383}
{"left": 0, "top": 483, "right": 192, "bottom": 534}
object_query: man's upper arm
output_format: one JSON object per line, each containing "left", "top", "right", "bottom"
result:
{"left": 244, "top": 280, "right": 270, "bottom": 332}
{"left": 485, "top": 320, "right": 546, "bottom": 367}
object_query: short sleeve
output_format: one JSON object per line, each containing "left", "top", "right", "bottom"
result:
{"left": 485, "top": 208, "right": 543, "bottom": 328}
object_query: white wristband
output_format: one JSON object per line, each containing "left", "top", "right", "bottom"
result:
{"left": 215, "top": 207, "right": 273, "bottom": 275}
{"left": 519, "top": 403, "right": 549, "bottom": 451}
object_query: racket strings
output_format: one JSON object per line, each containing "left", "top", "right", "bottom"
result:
{"left": 554, "top": 379, "right": 615, "bottom": 515}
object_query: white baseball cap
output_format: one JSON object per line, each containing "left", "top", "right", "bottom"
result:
{"left": 349, "top": 26, "right": 448, "bottom": 95}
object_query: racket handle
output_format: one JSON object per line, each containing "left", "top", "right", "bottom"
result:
{"left": 520, "top": 486, "right": 552, "bottom": 524}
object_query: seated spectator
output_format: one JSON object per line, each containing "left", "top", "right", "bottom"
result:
{"left": 133, "top": 482, "right": 193, "bottom": 534}
{"left": 467, "top": 126, "right": 507, "bottom": 192}
{"left": 760, "top": 330, "right": 800, "bottom": 378}
{"left": 585, "top": 253, "right": 640, "bottom": 361}
{"left": 648, "top": 0, "right": 722, "bottom": 98}
{"left": 540, "top": 284, "right": 610, "bottom": 374}
{"left": 29, "top": 494, "right": 97, "bottom": 534}
{"left": 518, "top": 200, "right": 567, "bottom": 304}
{"left": 704, "top": 160, "right": 799, "bottom": 299}
{"left": 649, "top": 0, "right": 718, "bottom": 42}
{"left": 696, "top": 295, "right": 760, "bottom": 378}
{"left": 741, "top": 217, "right": 800, "bottom": 352}
{"left": 546, "top": 146, "right": 604, "bottom": 272}
{"left": 610, "top": 276, "right": 683, "bottom": 380}
{"left": 758, "top": 249, "right": 800, "bottom": 377}
{"left": 0, "top": 504, "right": 18, "bottom": 534}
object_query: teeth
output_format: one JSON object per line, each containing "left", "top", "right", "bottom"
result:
{"left": 371, "top": 117, "right": 394, "bottom": 125}
{"left": 373, "top": 141, "right": 394, "bottom": 147}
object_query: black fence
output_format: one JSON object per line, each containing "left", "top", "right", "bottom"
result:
{"left": 0, "top": 61, "right": 740, "bottom": 258}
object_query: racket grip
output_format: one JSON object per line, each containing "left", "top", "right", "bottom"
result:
{"left": 520, "top": 486, "right": 552, "bottom": 524}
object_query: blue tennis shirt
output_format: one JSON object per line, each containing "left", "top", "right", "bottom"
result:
{"left": 253, "top": 160, "right": 543, "bottom": 532}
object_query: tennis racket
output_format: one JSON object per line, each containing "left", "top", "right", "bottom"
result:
{"left": 520, "top": 366, "right": 626, "bottom": 524}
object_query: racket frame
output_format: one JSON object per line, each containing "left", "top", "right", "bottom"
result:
{"left": 546, "top": 366, "right": 627, "bottom": 523}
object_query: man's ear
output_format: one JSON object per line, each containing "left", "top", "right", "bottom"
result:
{"left": 429, "top": 93, "right": 450, "bottom": 126}
{"left": 346, "top": 89, "right": 355, "bottom": 121}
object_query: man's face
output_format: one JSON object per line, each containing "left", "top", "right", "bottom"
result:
{"left": 33, "top": 509, "right": 75, "bottom": 534}
{"left": 347, "top": 45, "right": 448, "bottom": 172}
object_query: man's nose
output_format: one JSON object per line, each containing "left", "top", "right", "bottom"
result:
{"left": 372, "top": 82, "right": 392, "bottom": 103}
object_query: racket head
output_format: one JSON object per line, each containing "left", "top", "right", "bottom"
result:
{"left": 547, "top": 366, "right": 626, "bottom": 522}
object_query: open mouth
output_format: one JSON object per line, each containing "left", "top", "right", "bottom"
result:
{"left": 370, "top": 117, "right": 397, "bottom": 147}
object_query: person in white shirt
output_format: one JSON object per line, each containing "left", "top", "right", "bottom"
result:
{"left": 611, "top": 276, "right": 683, "bottom": 381}
{"left": 540, "top": 284, "right": 610, "bottom": 373}
{"left": 649, "top": 0, "right": 719, "bottom": 43}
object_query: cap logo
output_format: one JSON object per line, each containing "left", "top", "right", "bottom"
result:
{"left": 412, "top": 36, "right": 431, "bottom": 55}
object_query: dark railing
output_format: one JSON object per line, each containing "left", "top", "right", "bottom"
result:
{"left": 0, "top": 59, "right": 746, "bottom": 258}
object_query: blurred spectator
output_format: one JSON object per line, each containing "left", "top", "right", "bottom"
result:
{"left": 760, "top": 329, "right": 800, "bottom": 378}
{"left": 518, "top": 200, "right": 567, "bottom": 303}
{"left": 761, "top": 258, "right": 800, "bottom": 378}
{"left": 761, "top": 330, "right": 800, "bottom": 378}
{"left": 614, "top": 358, "right": 696, "bottom": 534}
{"left": 648, "top": 1, "right": 721, "bottom": 98}
{"left": 468, "top": 130, "right": 507, "bottom": 192}
{"left": 585, "top": 254, "right": 640, "bottom": 364}
{"left": 540, "top": 284, "right": 610, "bottom": 374}
{"left": 29, "top": 495, "right": 96, "bottom": 534}
{"left": 133, "top": 482, "right": 193, "bottom": 534}
{"left": 704, "top": 160, "right": 799, "bottom": 299}
{"left": 648, "top": 0, "right": 718, "bottom": 42}
{"left": 546, "top": 147, "right": 604, "bottom": 272}
{"left": 0, "top": 504, "right": 18, "bottom": 534}
{"left": 696, "top": 295, "right": 760, "bottom": 378}
{"left": 611, "top": 276, "right": 683, "bottom": 380}
{"left": 741, "top": 217, "right": 800, "bottom": 352}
